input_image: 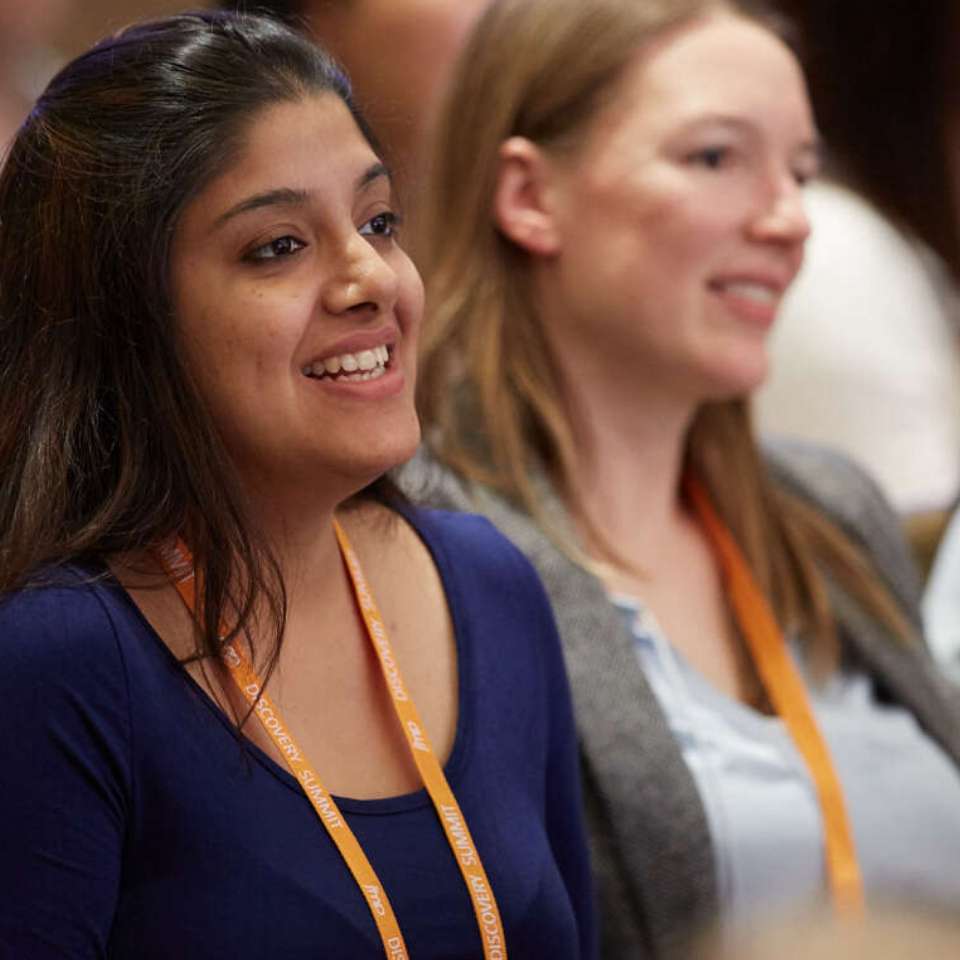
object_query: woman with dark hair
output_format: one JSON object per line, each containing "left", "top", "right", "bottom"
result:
{"left": 413, "top": 0, "right": 960, "bottom": 954}
{"left": 0, "top": 12, "right": 594, "bottom": 958}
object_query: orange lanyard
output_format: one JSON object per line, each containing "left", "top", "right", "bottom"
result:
{"left": 684, "top": 475, "right": 864, "bottom": 916}
{"left": 157, "top": 521, "right": 507, "bottom": 960}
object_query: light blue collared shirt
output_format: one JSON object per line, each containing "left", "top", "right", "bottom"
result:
{"left": 613, "top": 595, "right": 960, "bottom": 927}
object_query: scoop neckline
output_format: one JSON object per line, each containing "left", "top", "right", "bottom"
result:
{"left": 104, "top": 504, "right": 473, "bottom": 816}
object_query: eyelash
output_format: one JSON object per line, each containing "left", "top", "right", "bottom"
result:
{"left": 688, "top": 146, "right": 732, "bottom": 170}
{"left": 359, "top": 211, "right": 401, "bottom": 239}
{"left": 243, "top": 211, "right": 401, "bottom": 264}
{"left": 245, "top": 235, "right": 307, "bottom": 263}
{"left": 688, "top": 145, "right": 817, "bottom": 190}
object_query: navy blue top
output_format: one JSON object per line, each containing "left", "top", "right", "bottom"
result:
{"left": 0, "top": 508, "right": 595, "bottom": 959}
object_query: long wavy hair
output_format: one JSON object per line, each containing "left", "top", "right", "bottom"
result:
{"left": 418, "top": 0, "right": 914, "bottom": 668}
{"left": 0, "top": 11, "right": 387, "bottom": 683}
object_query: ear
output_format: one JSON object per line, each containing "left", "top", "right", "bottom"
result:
{"left": 494, "top": 136, "right": 562, "bottom": 257}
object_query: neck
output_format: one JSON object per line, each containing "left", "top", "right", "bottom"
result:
{"left": 541, "top": 321, "right": 699, "bottom": 570}
{"left": 240, "top": 472, "right": 356, "bottom": 610}
{"left": 529, "top": 262, "right": 711, "bottom": 566}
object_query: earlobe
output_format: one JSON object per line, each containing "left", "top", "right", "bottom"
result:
{"left": 494, "top": 137, "right": 562, "bottom": 257}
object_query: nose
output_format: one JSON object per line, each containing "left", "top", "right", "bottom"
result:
{"left": 322, "top": 232, "right": 399, "bottom": 317}
{"left": 747, "top": 174, "right": 811, "bottom": 248}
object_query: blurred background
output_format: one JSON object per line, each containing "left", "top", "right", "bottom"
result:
{"left": 53, "top": 0, "right": 186, "bottom": 55}
{"left": 1, "top": 0, "right": 184, "bottom": 148}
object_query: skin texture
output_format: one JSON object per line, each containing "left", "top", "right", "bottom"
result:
{"left": 170, "top": 93, "right": 424, "bottom": 507}
{"left": 537, "top": 13, "right": 818, "bottom": 408}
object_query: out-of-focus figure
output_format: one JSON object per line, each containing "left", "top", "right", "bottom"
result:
{"left": 412, "top": 0, "right": 960, "bottom": 955}
{"left": 693, "top": 907, "right": 960, "bottom": 960}
{"left": 221, "top": 0, "right": 491, "bottom": 238}
{"left": 755, "top": 1, "right": 960, "bottom": 566}
{"left": 0, "top": 0, "right": 73, "bottom": 152}
{"left": 757, "top": 0, "right": 960, "bottom": 677}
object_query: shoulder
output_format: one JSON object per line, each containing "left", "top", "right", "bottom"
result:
{"left": 396, "top": 446, "right": 476, "bottom": 513}
{"left": 0, "top": 567, "right": 136, "bottom": 743}
{"left": 400, "top": 448, "right": 604, "bottom": 614}
{"left": 402, "top": 502, "right": 551, "bottom": 608}
{"left": 0, "top": 565, "right": 127, "bottom": 674}
{"left": 763, "top": 437, "right": 922, "bottom": 614}
{"left": 765, "top": 435, "right": 896, "bottom": 528}
{"left": 0, "top": 564, "right": 134, "bottom": 783}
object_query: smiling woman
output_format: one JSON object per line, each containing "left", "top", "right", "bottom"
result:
{"left": 0, "top": 12, "right": 594, "bottom": 959}
{"left": 413, "top": 0, "right": 960, "bottom": 955}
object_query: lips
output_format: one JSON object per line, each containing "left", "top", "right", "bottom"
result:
{"left": 708, "top": 275, "right": 788, "bottom": 327}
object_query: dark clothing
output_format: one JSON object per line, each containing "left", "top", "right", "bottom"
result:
{"left": 0, "top": 508, "right": 595, "bottom": 959}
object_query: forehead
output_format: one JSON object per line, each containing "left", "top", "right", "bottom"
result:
{"left": 610, "top": 13, "right": 812, "bottom": 134}
{"left": 187, "top": 94, "right": 381, "bottom": 220}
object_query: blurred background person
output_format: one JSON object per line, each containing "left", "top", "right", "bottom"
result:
{"left": 220, "top": 0, "right": 492, "bottom": 249}
{"left": 1, "top": 0, "right": 193, "bottom": 155}
{"left": 755, "top": 0, "right": 960, "bottom": 580}
{"left": 693, "top": 906, "right": 960, "bottom": 960}
{"left": 0, "top": 0, "right": 74, "bottom": 152}
{"left": 412, "top": 0, "right": 960, "bottom": 955}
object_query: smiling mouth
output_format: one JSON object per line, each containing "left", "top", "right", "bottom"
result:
{"left": 302, "top": 344, "right": 392, "bottom": 382}
{"left": 709, "top": 280, "right": 780, "bottom": 304}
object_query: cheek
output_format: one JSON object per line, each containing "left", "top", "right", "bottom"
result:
{"left": 395, "top": 256, "right": 425, "bottom": 342}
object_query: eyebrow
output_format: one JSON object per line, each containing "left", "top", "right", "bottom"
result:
{"left": 213, "top": 162, "right": 391, "bottom": 229}
{"left": 677, "top": 113, "right": 821, "bottom": 154}
{"left": 358, "top": 162, "right": 390, "bottom": 191}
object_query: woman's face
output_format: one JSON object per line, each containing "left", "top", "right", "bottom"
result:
{"left": 541, "top": 13, "right": 818, "bottom": 405}
{"left": 170, "top": 94, "right": 423, "bottom": 499}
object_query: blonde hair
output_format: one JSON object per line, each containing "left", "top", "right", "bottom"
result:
{"left": 418, "top": 0, "right": 915, "bottom": 665}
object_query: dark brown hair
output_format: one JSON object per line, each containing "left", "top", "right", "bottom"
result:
{"left": 0, "top": 11, "right": 381, "bottom": 679}
{"left": 216, "top": 1, "right": 307, "bottom": 25}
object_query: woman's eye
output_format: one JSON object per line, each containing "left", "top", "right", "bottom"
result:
{"left": 689, "top": 146, "right": 731, "bottom": 170}
{"left": 246, "top": 235, "right": 307, "bottom": 262}
{"left": 359, "top": 211, "right": 400, "bottom": 239}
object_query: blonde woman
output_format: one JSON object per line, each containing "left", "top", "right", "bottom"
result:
{"left": 412, "top": 0, "right": 960, "bottom": 955}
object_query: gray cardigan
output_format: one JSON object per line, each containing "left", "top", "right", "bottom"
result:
{"left": 403, "top": 440, "right": 960, "bottom": 959}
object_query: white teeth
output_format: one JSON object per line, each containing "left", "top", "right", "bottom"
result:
{"left": 303, "top": 343, "right": 391, "bottom": 381}
{"left": 339, "top": 366, "right": 386, "bottom": 382}
{"left": 721, "top": 281, "right": 776, "bottom": 304}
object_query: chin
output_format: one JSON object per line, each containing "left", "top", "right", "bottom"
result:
{"left": 697, "top": 347, "right": 770, "bottom": 400}
{"left": 346, "top": 420, "right": 422, "bottom": 484}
